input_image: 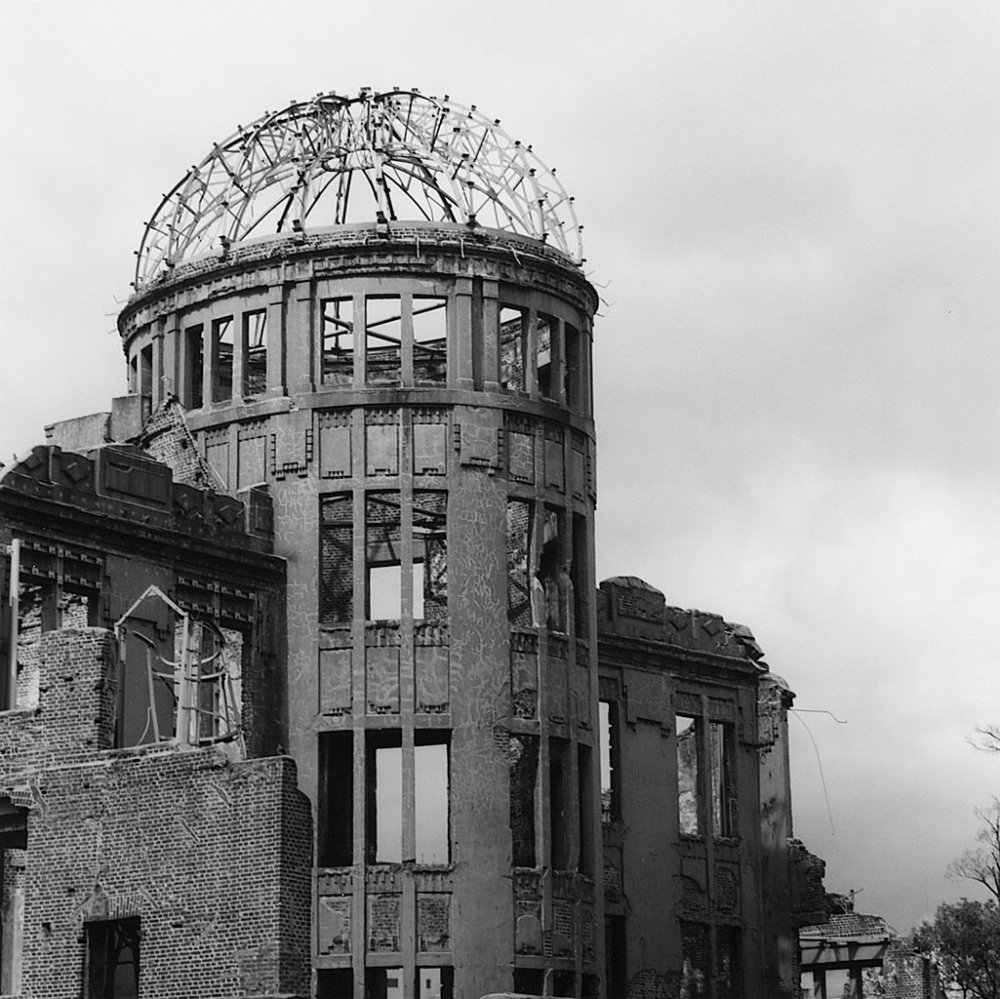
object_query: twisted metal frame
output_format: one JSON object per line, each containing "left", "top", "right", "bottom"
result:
{"left": 134, "top": 89, "right": 583, "bottom": 289}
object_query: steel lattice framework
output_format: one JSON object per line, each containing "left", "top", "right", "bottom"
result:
{"left": 134, "top": 89, "right": 583, "bottom": 289}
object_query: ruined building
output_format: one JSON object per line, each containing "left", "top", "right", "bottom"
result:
{"left": 0, "top": 90, "right": 823, "bottom": 998}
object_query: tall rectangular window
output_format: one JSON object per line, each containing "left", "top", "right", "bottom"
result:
{"left": 599, "top": 700, "right": 620, "bottom": 823}
{"left": 366, "top": 493, "right": 403, "bottom": 621}
{"left": 710, "top": 721, "right": 736, "bottom": 839}
{"left": 185, "top": 324, "right": 204, "bottom": 408}
{"left": 243, "top": 309, "right": 267, "bottom": 396}
{"left": 571, "top": 513, "right": 589, "bottom": 636}
{"left": 320, "top": 495, "right": 353, "bottom": 626}
{"left": 366, "top": 297, "right": 403, "bottom": 386}
{"left": 548, "top": 736, "right": 570, "bottom": 870}
{"left": 716, "top": 926, "right": 743, "bottom": 999}
{"left": 86, "top": 918, "right": 140, "bottom": 999}
{"left": 577, "top": 742, "right": 594, "bottom": 875}
{"left": 413, "top": 491, "right": 447, "bottom": 622}
{"left": 509, "top": 733, "right": 538, "bottom": 867}
{"left": 539, "top": 506, "right": 566, "bottom": 632}
{"left": 412, "top": 296, "right": 447, "bottom": 384}
{"left": 535, "top": 314, "right": 554, "bottom": 398}
{"left": 506, "top": 499, "right": 533, "bottom": 627}
{"left": 565, "top": 322, "right": 582, "bottom": 410}
{"left": 366, "top": 730, "right": 402, "bottom": 864}
{"left": 680, "top": 921, "right": 710, "bottom": 999}
{"left": 211, "top": 316, "right": 234, "bottom": 403}
{"left": 319, "top": 731, "right": 353, "bottom": 867}
{"left": 414, "top": 731, "right": 450, "bottom": 864}
{"left": 677, "top": 714, "right": 700, "bottom": 836}
{"left": 606, "top": 915, "right": 627, "bottom": 999}
{"left": 499, "top": 306, "right": 526, "bottom": 392}
{"left": 322, "top": 298, "right": 354, "bottom": 385}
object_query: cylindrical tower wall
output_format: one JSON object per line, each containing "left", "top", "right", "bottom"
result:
{"left": 119, "top": 223, "right": 602, "bottom": 998}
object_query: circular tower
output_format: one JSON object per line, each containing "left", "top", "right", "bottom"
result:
{"left": 118, "top": 89, "right": 601, "bottom": 999}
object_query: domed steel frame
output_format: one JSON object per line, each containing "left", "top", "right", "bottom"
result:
{"left": 134, "top": 88, "right": 584, "bottom": 289}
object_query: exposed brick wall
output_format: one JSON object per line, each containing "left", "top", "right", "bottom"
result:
{"left": 140, "top": 398, "right": 221, "bottom": 490}
{"left": 0, "top": 627, "right": 311, "bottom": 999}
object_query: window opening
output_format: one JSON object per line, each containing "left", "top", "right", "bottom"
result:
{"left": 578, "top": 742, "right": 594, "bottom": 875}
{"left": 138, "top": 345, "right": 153, "bottom": 399}
{"left": 677, "top": 714, "right": 700, "bottom": 836}
{"left": 211, "top": 316, "right": 234, "bottom": 403}
{"left": 322, "top": 298, "right": 355, "bottom": 385}
{"left": 320, "top": 495, "right": 354, "bottom": 626}
{"left": 366, "top": 730, "right": 402, "bottom": 864}
{"left": 599, "top": 701, "right": 620, "bottom": 823}
{"left": 680, "top": 921, "right": 710, "bottom": 999}
{"left": 606, "top": 915, "right": 628, "bottom": 999}
{"left": 417, "top": 966, "right": 454, "bottom": 999}
{"left": 553, "top": 970, "right": 575, "bottom": 997}
{"left": 317, "top": 968, "right": 353, "bottom": 999}
{"left": 571, "top": 513, "right": 588, "bottom": 636}
{"left": 414, "top": 731, "right": 450, "bottom": 864}
{"left": 506, "top": 499, "right": 533, "bottom": 628}
{"left": 412, "top": 296, "right": 447, "bottom": 384}
{"left": 414, "top": 491, "right": 447, "bottom": 622}
{"left": 716, "top": 925, "right": 742, "bottom": 999}
{"left": 319, "top": 731, "right": 353, "bottom": 866}
{"left": 366, "top": 493, "right": 402, "bottom": 621}
{"left": 549, "top": 736, "right": 570, "bottom": 870}
{"left": 243, "top": 309, "right": 267, "bottom": 396}
{"left": 366, "top": 297, "right": 402, "bottom": 386}
{"left": 565, "top": 323, "right": 582, "bottom": 410}
{"left": 499, "top": 306, "right": 526, "bottom": 392}
{"left": 366, "top": 967, "right": 403, "bottom": 999}
{"left": 0, "top": 804, "right": 27, "bottom": 996}
{"left": 509, "top": 733, "right": 538, "bottom": 867}
{"left": 710, "top": 721, "right": 736, "bottom": 838}
{"left": 512, "top": 969, "right": 545, "bottom": 996}
{"left": 535, "top": 313, "right": 555, "bottom": 399}
{"left": 185, "top": 324, "right": 204, "bottom": 408}
{"left": 538, "top": 507, "right": 567, "bottom": 632}
{"left": 86, "top": 918, "right": 140, "bottom": 999}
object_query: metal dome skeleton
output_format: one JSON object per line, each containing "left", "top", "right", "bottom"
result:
{"left": 134, "top": 88, "right": 584, "bottom": 289}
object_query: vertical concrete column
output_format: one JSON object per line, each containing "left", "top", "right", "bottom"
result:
{"left": 267, "top": 286, "right": 285, "bottom": 395}
{"left": 400, "top": 294, "right": 414, "bottom": 386}
{"left": 453, "top": 277, "right": 474, "bottom": 390}
{"left": 287, "top": 285, "right": 315, "bottom": 396}
{"left": 161, "top": 314, "right": 179, "bottom": 403}
{"left": 551, "top": 317, "right": 566, "bottom": 406}
{"left": 482, "top": 280, "right": 500, "bottom": 392}
{"left": 353, "top": 294, "right": 366, "bottom": 388}
{"left": 525, "top": 308, "right": 538, "bottom": 396}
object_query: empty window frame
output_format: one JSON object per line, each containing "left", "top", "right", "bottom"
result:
{"left": 680, "top": 920, "right": 710, "bottom": 999}
{"left": 211, "top": 316, "right": 235, "bottom": 403}
{"left": 412, "top": 296, "right": 447, "bottom": 384}
{"left": 535, "top": 313, "right": 562, "bottom": 401}
{"left": 317, "top": 968, "right": 353, "bottom": 999}
{"left": 243, "top": 309, "right": 267, "bottom": 396}
{"left": 506, "top": 499, "right": 533, "bottom": 628}
{"left": 413, "top": 491, "right": 447, "bottom": 622}
{"left": 416, "top": 967, "right": 454, "bottom": 999}
{"left": 512, "top": 969, "right": 545, "bottom": 996}
{"left": 320, "top": 495, "right": 354, "bottom": 626}
{"left": 606, "top": 915, "right": 628, "bottom": 999}
{"left": 548, "top": 736, "right": 571, "bottom": 870}
{"left": 366, "top": 730, "right": 403, "bottom": 864}
{"left": 86, "top": 918, "right": 140, "bottom": 999}
{"left": 499, "top": 306, "right": 527, "bottom": 392}
{"left": 365, "top": 297, "right": 403, "bottom": 386}
{"left": 676, "top": 714, "right": 700, "bottom": 836}
{"left": 599, "top": 700, "right": 621, "bottom": 823}
{"left": 137, "top": 344, "right": 153, "bottom": 399}
{"left": 710, "top": 721, "right": 736, "bottom": 838}
{"left": 185, "top": 324, "right": 204, "bottom": 408}
{"left": 193, "top": 622, "right": 243, "bottom": 746}
{"left": 577, "top": 742, "right": 595, "bottom": 875}
{"left": 571, "top": 513, "right": 589, "bottom": 636}
{"left": 565, "top": 322, "right": 583, "bottom": 411}
{"left": 366, "top": 492, "right": 403, "bottom": 621}
{"left": 322, "top": 297, "right": 355, "bottom": 386}
{"left": 539, "top": 507, "right": 567, "bottom": 632}
{"left": 319, "top": 731, "right": 353, "bottom": 867}
{"left": 553, "top": 970, "right": 575, "bottom": 997}
{"left": 414, "top": 731, "right": 450, "bottom": 864}
{"left": 716, "top": 925, "right": 743, "bottom": 999}
{"left": 366, "top": 966, "right": 403, "bottom": 999}
{"left": 508, "top": 733, "right": 538, "bottom": 867}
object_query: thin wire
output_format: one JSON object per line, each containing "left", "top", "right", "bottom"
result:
{"left": 791, "top": 709, "right": 836, "bottom": 835}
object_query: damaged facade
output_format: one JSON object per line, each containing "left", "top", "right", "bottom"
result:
{"left": 0, "top": 89, "right": 823, "bottom": 998}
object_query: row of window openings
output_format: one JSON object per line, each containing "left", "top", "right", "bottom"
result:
{"left": 599, "top": 703, "right": 737, "bottom": 839}
{"left": 318, "top": 967, "right": 453, "bottom": 999}
{"left": 319, "top": 731, "right": 450, "bottom": 867}
{"left": 320, "top": 496, "right": 589, "bottom": 633}
{"left": 145, "top": 296, "right": 584, "bottom": 409}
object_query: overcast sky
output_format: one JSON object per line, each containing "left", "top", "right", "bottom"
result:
{"left": 2, "top": 0, "right": 998, "bottom": 932}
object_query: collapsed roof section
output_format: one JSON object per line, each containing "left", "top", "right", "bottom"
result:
{"left": 134, "top": 88, "right": 584, "bottom": 290}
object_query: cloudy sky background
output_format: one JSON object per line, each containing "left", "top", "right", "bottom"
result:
{"left": 2, "top": 0, "right": 997, "bottom": 931}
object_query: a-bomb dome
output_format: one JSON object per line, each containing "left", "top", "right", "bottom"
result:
{"left": 134, "top": 88, "right": 583, "bottom": 289}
